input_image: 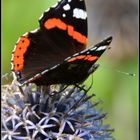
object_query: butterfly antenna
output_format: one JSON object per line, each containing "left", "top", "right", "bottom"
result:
{"left": 114, "top": 69, "right": 136, "bottom": 77}
{"left": 100, "top": 65, "right": 136, "bottom": 77}
{"left": 86, "top": 71, "right": 94, "bottom": 92}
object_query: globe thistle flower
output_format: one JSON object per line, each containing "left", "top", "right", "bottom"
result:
{"left": 2, "top": 78, "right": 114, "bottom": 140}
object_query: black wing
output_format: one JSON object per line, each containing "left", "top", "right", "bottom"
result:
{"left": 20, "top": 36, "right": 112, "bottom": 85}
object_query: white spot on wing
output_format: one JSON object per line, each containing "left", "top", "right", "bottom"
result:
{"left": 73, "top": 8, "right": 87, "bottom": 20}
{"left": 51, "top": 2, "right": 58, "bottom": 8}
{"left": 45, "top": 8, "right": 50, "bottom": 13}
{"left": 51, "top": 65, "right": 58, "bottom": 70}
{"left": 90, "top": 47, "right": 97, "bottom": 51}
{"left": 27, "top": 77, "right": 34, "bottom": 83}
{"left": 63, "top": 4, "right": 70, "bottom": 11}
{"left": 35, "top": 74, "right": 41, "bottom": 77}
{"left": 73, "top": 53, "right": 79, "bottom": 57}
{"left": 97, "top": 46, "right": 107, "bottom": 51}
{"left": 11, "top": 61, "right": 14, "bottom": 70}
{"left": 79, "top": 50, "right": 87, "bottom": 54}
{"left": 22, "top": 32, "right": 28, "bottom": 36}
{"left": 41, "top": 69, "right": 49, "bottom": 75}
{"left": 62, "top": 13, "right": 66, "bottom": 17}
{"left": 39, "top": 13, "right": 44, "bottom": 20}
{"left": 39, "top": 7, "right": 50, "bottom": 20}
{"left": 30, "top": 28, "right": 39, "bottom": 33}
{"left": 65, "top": 56, "right": 71, "bottom": 60}
{"left": 12, "top": 72, "right": 16, "bottom": 80}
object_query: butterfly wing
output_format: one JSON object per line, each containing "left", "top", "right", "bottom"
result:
{"left": 23, "top": 36, "right": 112, "bottom": 85}
{"left": 39, "top": 0, "right": 87, "bottom": 42}
{"left": 11, "top": 0, "right": 88, "bottom": 84}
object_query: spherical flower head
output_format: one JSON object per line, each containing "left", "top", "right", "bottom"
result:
{"left": 2, "top": 81, "right": 114, "bottom": 140}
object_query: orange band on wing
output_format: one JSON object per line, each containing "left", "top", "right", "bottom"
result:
{"left": 12, "top": 36, "right": 30, "bottom": 71}
{"left": 68, "top": 55, "right": 98, "bottom": 62}
{"left": 44, "top": 18, "right": 87, "bottom": 44}
{"left": 45, "top": 18, "right": 67, "bottom": 30}
{"left": 84, "top": 55, "right": 98, "bottom": 61}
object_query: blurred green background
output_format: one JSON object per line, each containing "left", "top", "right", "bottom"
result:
{"left": 2, "top": 0, "right": 138, "bottom": 140}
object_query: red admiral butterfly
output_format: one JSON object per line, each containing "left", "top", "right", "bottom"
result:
{"left": 11, "top": 0, "right": 112, "bottom": 86}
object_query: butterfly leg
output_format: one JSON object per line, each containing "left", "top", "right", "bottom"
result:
{"left": 74, "top": 64, "right": 99, "bottom": 93}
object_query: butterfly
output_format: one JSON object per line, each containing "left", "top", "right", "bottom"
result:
{"left": 11, "top": 0, "right": 112, "bottom": 86}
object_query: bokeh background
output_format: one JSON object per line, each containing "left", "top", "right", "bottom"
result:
{"left": 2, "top": 0, "right": 138, "bottom": 140}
